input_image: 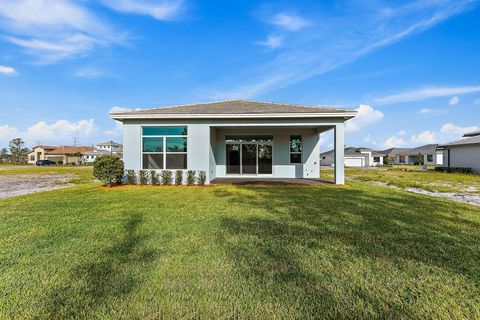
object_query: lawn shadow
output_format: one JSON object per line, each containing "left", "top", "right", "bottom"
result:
{"left": 214, "top": 185, "right": 480, "bottom": 317}
{"left": 43, "top": 212, "right": 159, "bottom": 319}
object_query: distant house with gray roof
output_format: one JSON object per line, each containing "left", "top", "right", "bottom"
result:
{"left": 397, "top": 144, "right": 443, "bottom": 165}
{"left": 82, "top": 141, "right": 123, "bottom": 163}
{"left": 437, "top": 131, "right": 480, "bottom": 173}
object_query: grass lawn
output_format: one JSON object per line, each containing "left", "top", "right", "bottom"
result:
{"left": 0, "top": 166, "right": 94, "bottom": 185}
{"left": 1, "top": 177, "right": 479, "bottom": 319}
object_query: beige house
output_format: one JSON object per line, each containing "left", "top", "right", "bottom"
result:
{"left": 28, "top": 145, "right": 93, "bottom": 164}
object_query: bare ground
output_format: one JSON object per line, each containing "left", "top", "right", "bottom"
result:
{"left": 0, "top": 174, "right": 75, "bottom": 199}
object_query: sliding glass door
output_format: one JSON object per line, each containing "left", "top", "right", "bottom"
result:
{"left": 225, "top": 136, "right": 273, "bottom": 175}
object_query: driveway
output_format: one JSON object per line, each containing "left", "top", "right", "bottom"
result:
{"left": 0, "top": 173, "right": 75, "bottom": 199}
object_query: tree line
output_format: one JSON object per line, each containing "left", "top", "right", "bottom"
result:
{"left": 0, "top": 138, "right": 30, "bottom": 165}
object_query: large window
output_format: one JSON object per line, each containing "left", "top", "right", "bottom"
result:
{"left": 142, "top": 126, "right": 187, "bottom": 169}
{"left": 427, "top": 154, "right": 433, "bottom": 162}
{"left": 289, "top": 135, "right": 302, "bottom": 164}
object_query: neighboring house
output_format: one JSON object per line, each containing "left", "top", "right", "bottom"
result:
{"left": 82, "top": 141, "right": 123, "bottom": 163}
{"left": 110, "top": 100, "right": 356, "bottom": 184}
{"left": 28, "top": 145, "right": 93, "bottom": 164}
{"left": 27, "top": 145, "right": 56, "bottom": 164}
{"left": 397, "top": 144, "right": 443, "bottom": 165}
{"left": 321, "top": 147, "right": 378, "bottom": 167}
{"left": 437, "top": 130, "right": 480, "bottom": 173}
{"left": 377, "top": 147, "right": 412, "bottom": 164}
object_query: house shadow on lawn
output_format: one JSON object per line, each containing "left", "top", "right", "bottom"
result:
{"left": 214, "top": 186, "right": 480, "bottom": 317}
{"left": 43, "top": 212, "right": 160, "bottom": 319}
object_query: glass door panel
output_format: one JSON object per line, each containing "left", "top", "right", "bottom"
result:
{"left": 242, "top": 144, "right": 257, "bottom": 174}
{"left": 226, "top": 144, "right": 240, "bottom": 174}
{"left": 258, "top": 144, "right": 272, "bottom": 174}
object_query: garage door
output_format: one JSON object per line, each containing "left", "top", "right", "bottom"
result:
{"left": 345, "top": 157, "right": 364, "bottom": 167}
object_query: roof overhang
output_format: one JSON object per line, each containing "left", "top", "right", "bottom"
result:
{"left": 110, "top": 112, "right": 357, "bottom": 121}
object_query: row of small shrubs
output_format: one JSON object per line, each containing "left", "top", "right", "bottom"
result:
{"left": 434, "top": 166, "right": 473, "bottom": 174}
{"left": 126, "top": 169, "right": 207, "bottom": 185}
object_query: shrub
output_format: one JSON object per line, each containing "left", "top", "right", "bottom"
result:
{"left": 160, "top": 170, "right": 173, "bottom": 185}
{"left": 175, "top": 170, "right": 183, "bottom": 185}
{"left": 139, "top": 170, "right": 148, "bottom": 185}
{"left": 186, "top": 170, "right": 196, "bottom": 185}
{"left": 126, "top": 169, "right": 137, "bottom": 185}
{"left": 150, "top": 170, "right": 159, "bottom": 185}
{"left": 93, "top": 155, "right": 124, "bottom": 187}
{"left": 435, "top": 167, "right": 473, "bottom": 174}
{"left": 198, "top": 171, "right": 207, "bottom": 185}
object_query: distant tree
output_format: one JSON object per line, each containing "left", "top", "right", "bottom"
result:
{"left": 73, "top": 151, "right": 84, "bottom": 165}
{"left": 0, "top": 148, "right": 10, "bottom": 164}
{"left": 415, "top": 153, "right": 424, "bottom": 166}
{"left": 9, "top": 138, "right": 29, "bottom": 164}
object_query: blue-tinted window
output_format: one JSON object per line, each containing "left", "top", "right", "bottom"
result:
{"left": 143, "top": 137, "right": 163, "bottom": 152}
{"left": 142, "top": 127, "right": 187, "bottom": 136}
{"left": 166, "top": 137, "right": 187, "bottom": 152}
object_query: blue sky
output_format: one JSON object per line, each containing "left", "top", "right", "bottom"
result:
{"left": 0, "top": 0, "right": 479, "bottom": 150}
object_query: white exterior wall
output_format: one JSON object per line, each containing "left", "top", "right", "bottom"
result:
{"left": 122, "top": 118, "right": 346, "bottom": 183}
{"left": 444, "top": 145, "right": 480, "bottom": 173}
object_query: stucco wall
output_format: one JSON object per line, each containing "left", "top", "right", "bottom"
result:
{"left": 444, "top": 145, "right": 480, "bottom": 173}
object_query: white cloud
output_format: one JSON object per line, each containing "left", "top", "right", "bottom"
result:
{"left": 409, "top": 123, "right": 479, "bottom": 145}
{"left": 209, "top": 1, "right": 475, "bottom": 99}
{"left": 257, "top": 35, "right": 283, "bottom": 49}
{"left": 374, "top": 85, "right": 480, "bottom": 105}
{"left": 345, "top": 105, "right": 384, "bottom": 132}
{"left": 269, "top": 13, "right": 312, "bottom": 31}
{"left": 100, "top": 0, "right": 183, "bottom": 20}
{"left": 104, "top": 121, "right": 123, "bottom": 137}
{"left": 109, "top": 106, "right": 133, "bottom": 113}
{"left": 384, "top": 136, "right": 406, "bottom": 149}
{"left": 0, "top": 0, "right": 122, "bottom": 63}
{"left": 449, "top": 96, "right": 460, "bottom": 105}
{"left": 0, "top": 125, "right": 20, "bottom": 143}
{"left": 397, "top": 130, "right": 407, "bottom": 136}
{"left": 418, "top": 108, "right": 432, "bottom": 114}
{"left": 411, "top": 131, "right": 436, "bottom": 144}
{"left": 0, "top": 65, "right": 17, "bottom": 75}
{"left": 26, "top": 119, "right": 96, "bottom": 142}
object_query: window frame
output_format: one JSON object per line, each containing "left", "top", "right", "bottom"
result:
{"left": 141, "top": 126, "right": 188, "bottom": 170}
{"left": 289, "top": 135, "right": 303, "bottom": 164}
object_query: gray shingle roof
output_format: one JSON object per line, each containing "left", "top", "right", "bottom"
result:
{"left": 110, "top": 100, "right": 355, "bottom": 118}
{"left": 440, "top": 135, "right": 480, "bottom": 147}
{"left": 463, "top": 130, "right": 480, "bottom": 137}
{"left": 97, "top": 141, "right": 122, "bottom": 146}
{"left": 377, "top": 147, "right": 412, "bottom": 156}
{"left": 398, "top": 144, "right": 438, "bottom": 155}
{"left": 321, "top": 147, "right": 372, "bottom": 156}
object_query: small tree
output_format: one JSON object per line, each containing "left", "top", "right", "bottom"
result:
{"left": 186, "top": 170, "right": 196, "bottom": 185}
{"left": 198, "top": 171, "right": 206, "bottom": 186}
{"left": 9, "top": 138, "right": 29, "bottom": 164}
{"left": 0, "top": 148, "right": 10, "bottom": 164}
{"left": 139, "top": 170, "right": 148, "bottom": 184}
{"left": 160, "top": 170, "right": 173, "bottom": 185}
{"left": 150, "top": 170, "right": 159, "bottom": 185}
{"left": 415, "top": 153, "right": 424, "bottom": 165}
{"left": 126, "top": 169, "right": 137, "bottom": 184}
{"left": 93, "top": 155, "right": 124, "bottom": 187}
{"left": 175, "top": 170, "right": 183, "bottom": 185}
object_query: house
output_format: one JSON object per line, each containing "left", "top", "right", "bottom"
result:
{"left": 82, "top": 141, "right": 123, "bottom": 163}
{"left": 437, "top": 130, "right": 480, "bottom": 173}
{"left": 110, "top": 100, "right": 356, "bottom": 184}
{"left": 27, "top": 145, "right": 56, "bottom": 164}
{"left": 397, "top": 144, "right": 443, "bottom": 165}
{"left": 321, "top": 147, "right": 375, "bottom": 167}
{"left": 377, "top": 147, "right": 412, "bottom": 164}
{"left": 28, "top": 145, "right": 93, "bottom": 165}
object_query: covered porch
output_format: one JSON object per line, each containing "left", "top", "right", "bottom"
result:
{"left": 208, "top": 120, "right": 346, "bottom": 184}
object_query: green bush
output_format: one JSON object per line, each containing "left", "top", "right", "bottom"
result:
{"left": 139, "top": 170, "right": 148, "bottom": 185}
{"left": 93, "top": 155, "right": 124, "bottom": 187}
{"left": 126, "top": 169, "right": 137, "bottom": 185}
{"left": 150, "top": 170, "right": 159, "bottom": 185}
{"left": 160, "top": 170, "right": 173, "bottom": 185}
{"left": 198, "top": 171, "right": 207, "bottom": 185}
{"left": 175, "top": 170, "right": 183, "bottom": 185}
{"left": 186, "top": 170, "right": 196, "bottom": 185}
{"left": 435, "top": 167, "right": 473, "bottom": 174}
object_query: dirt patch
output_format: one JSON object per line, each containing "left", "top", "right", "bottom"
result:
{"left": 368, "top": 181, "right": 480, "bottom": 207}
{"left": 0, "top": 174, "right": 75, "bottom": 199}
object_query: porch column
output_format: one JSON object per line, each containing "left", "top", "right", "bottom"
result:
{"left": 334, "top": 123, "right": 345, "bottom": 185}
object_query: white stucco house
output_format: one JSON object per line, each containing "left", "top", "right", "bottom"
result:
{"left": 397, "top": 144, "right": 443, "bottom": 166}
{"left": 110, "top": 100, "right": 356, "bottom": 184}
{"left": 321, "top": 147, "right": 383, "bottom": 167}
{"left": 82, "top": 141, "right": 123, "bottom": 163}
{"left": 437, "top": 130, "right": 480, "bottom": 173}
